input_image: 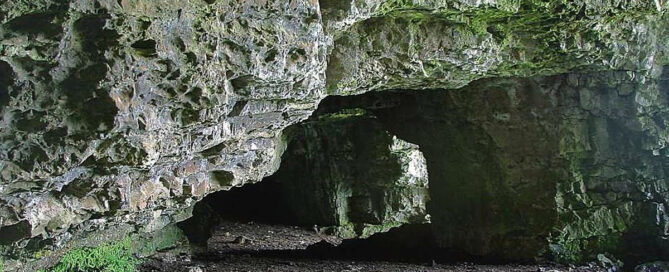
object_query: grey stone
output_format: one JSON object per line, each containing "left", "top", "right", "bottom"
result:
{"left": 1, "top": 0, "right": 669, "bottom": 270}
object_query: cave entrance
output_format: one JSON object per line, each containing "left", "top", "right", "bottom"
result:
{"left": 209, "top": 105, "right": 432, "bottom": 239}
{"left": 176, "top": 90, "right": 444, "bottom": 264}
{"left": 313, "top": 87, "right": 558, "bottom": 261}
{"left": 176, "top": 84, "right": 558, "bottom": 268}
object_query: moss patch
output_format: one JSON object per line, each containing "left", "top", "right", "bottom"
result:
{"left": 550, "top": 234, "right": 622, "bottom": 263}
{"left": 372, "top": 2, "right": 661, "bottom": 75}
{"left": 133, "top": 225, "right": 187, "bottom": 257}
{"left": 49, "top": 237, "right": 139, "bottom": 272}
{"left": 44, "top": 224, "right": 187, "bottom": 271}
{"left": 377, "top": 0, "right": 418, "bottom": 15}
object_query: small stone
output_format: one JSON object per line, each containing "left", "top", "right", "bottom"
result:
{"left": 232, "top": 236, "right": 249, "bottom": 244}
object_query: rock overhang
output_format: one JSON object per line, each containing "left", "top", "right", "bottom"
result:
{"left": 0, "top": 0, "right": 668, "bottom": 270}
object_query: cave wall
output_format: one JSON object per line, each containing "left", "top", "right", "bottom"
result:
{"left": 318, "top": 68, "right": 669, "bottom": 264}
{"left": 0, "top": 1, "right": 326, "bottom": 270}
{"left": 1, "top": 0, "right": 669, "bottom": 270}
{"left": 273, "top": 112, "right": 430, "bottom": 238}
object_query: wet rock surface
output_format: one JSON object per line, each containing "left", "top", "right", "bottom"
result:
{"left": 1, "top": 0, "right": 669, "bottom": 270}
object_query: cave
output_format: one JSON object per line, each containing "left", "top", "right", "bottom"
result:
{"left": 3, "top": 1, "right": 669, "bottom": 272}
{"left": 177, "top": 85, "right": 530, "bottom": 268}
{"left": 168, "top": 73, "right": 669, "bottom": 271}
{"left": 175, "top": 91, "right": 439, "bottom": 266}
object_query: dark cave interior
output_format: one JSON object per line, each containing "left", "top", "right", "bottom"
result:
{"left": 176, "top": 80, "right": 669, "bottom": 270}
{"left": 177, "top": 88, "right": 547, "bottom": 266}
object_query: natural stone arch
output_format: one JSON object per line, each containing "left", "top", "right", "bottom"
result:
{"left": 180, "top": 104, "right": 431, "bottom": 245}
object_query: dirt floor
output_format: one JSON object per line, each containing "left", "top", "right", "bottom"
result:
{"left": 139, "top": 221, "right": 605, "bottom": 272}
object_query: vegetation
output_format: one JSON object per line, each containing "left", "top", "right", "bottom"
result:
{"left": 372, "top": 0, "right": 661, "bottom": 75}
{"left": 50, "top": 238, "right": 139, "bottom": 272}
{"left": 377, "top": 0, "right": 417, "bottom": 15}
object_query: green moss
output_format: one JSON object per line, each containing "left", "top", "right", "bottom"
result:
{"left": 33, "top": 224, "right": 186, "bottom": 271}
{"left": 377, "top": 0, "right": 417, "bottom": 16}
{"left": 132, "top": 225, "right": 186, "bottom": 257}
{"left": 33, "top": 249, "right": 49, "bottom": 259}
{"left": 551, "top": 234, "right": 622, "bottom": 264}
{"left": 0, "top": 0, "right": 67, "bottom": 23}
{"left": 371, "top": 3, "right": 660, "bottom": 77}
{"left": 374, "top": 7, "right": 587, "bottom": 73}
{"left": 50, "top": 237, "right": 139, "bottom": 272}
{"left": 1, "top": 258, "right": 4, "bottom": 272}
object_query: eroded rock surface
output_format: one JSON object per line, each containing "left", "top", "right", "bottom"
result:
{"left": 317, "top": 69, "right": 669, "bottom": 264}
{"left": 0, "top": 0, "right": 669, "bottom": 270}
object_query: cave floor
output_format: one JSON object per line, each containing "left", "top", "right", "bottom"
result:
{"left": 139, "top": 220, "right": 604, "bottom": 272}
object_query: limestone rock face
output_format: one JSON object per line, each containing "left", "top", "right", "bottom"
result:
{"left": 0, "top": 0, "right": 669, "bottom": 270}
{"left": 0, "top": 0, "right": 325, "bottom": 269}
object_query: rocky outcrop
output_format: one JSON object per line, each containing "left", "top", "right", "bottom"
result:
{"left": 1, "top": 0, "right": 325, "bottom": 269}
{"left": 1, "top": 0, "right": 669, "bottom": 270}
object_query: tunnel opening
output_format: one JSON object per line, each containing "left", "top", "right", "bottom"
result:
{"left": 177, "top": 93, "right": 444, "bottom": 264}
{"left": 199, "top": 105, "right": 432, "bottom": 238}
{"left": 167, "top": 72, "right": 667, "bottom": 271}
{"left": 171, "top": 82, "right": 567, "bottom": 270}
{"left": 312, "top": 88, "right": 559, "bottom": 262}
